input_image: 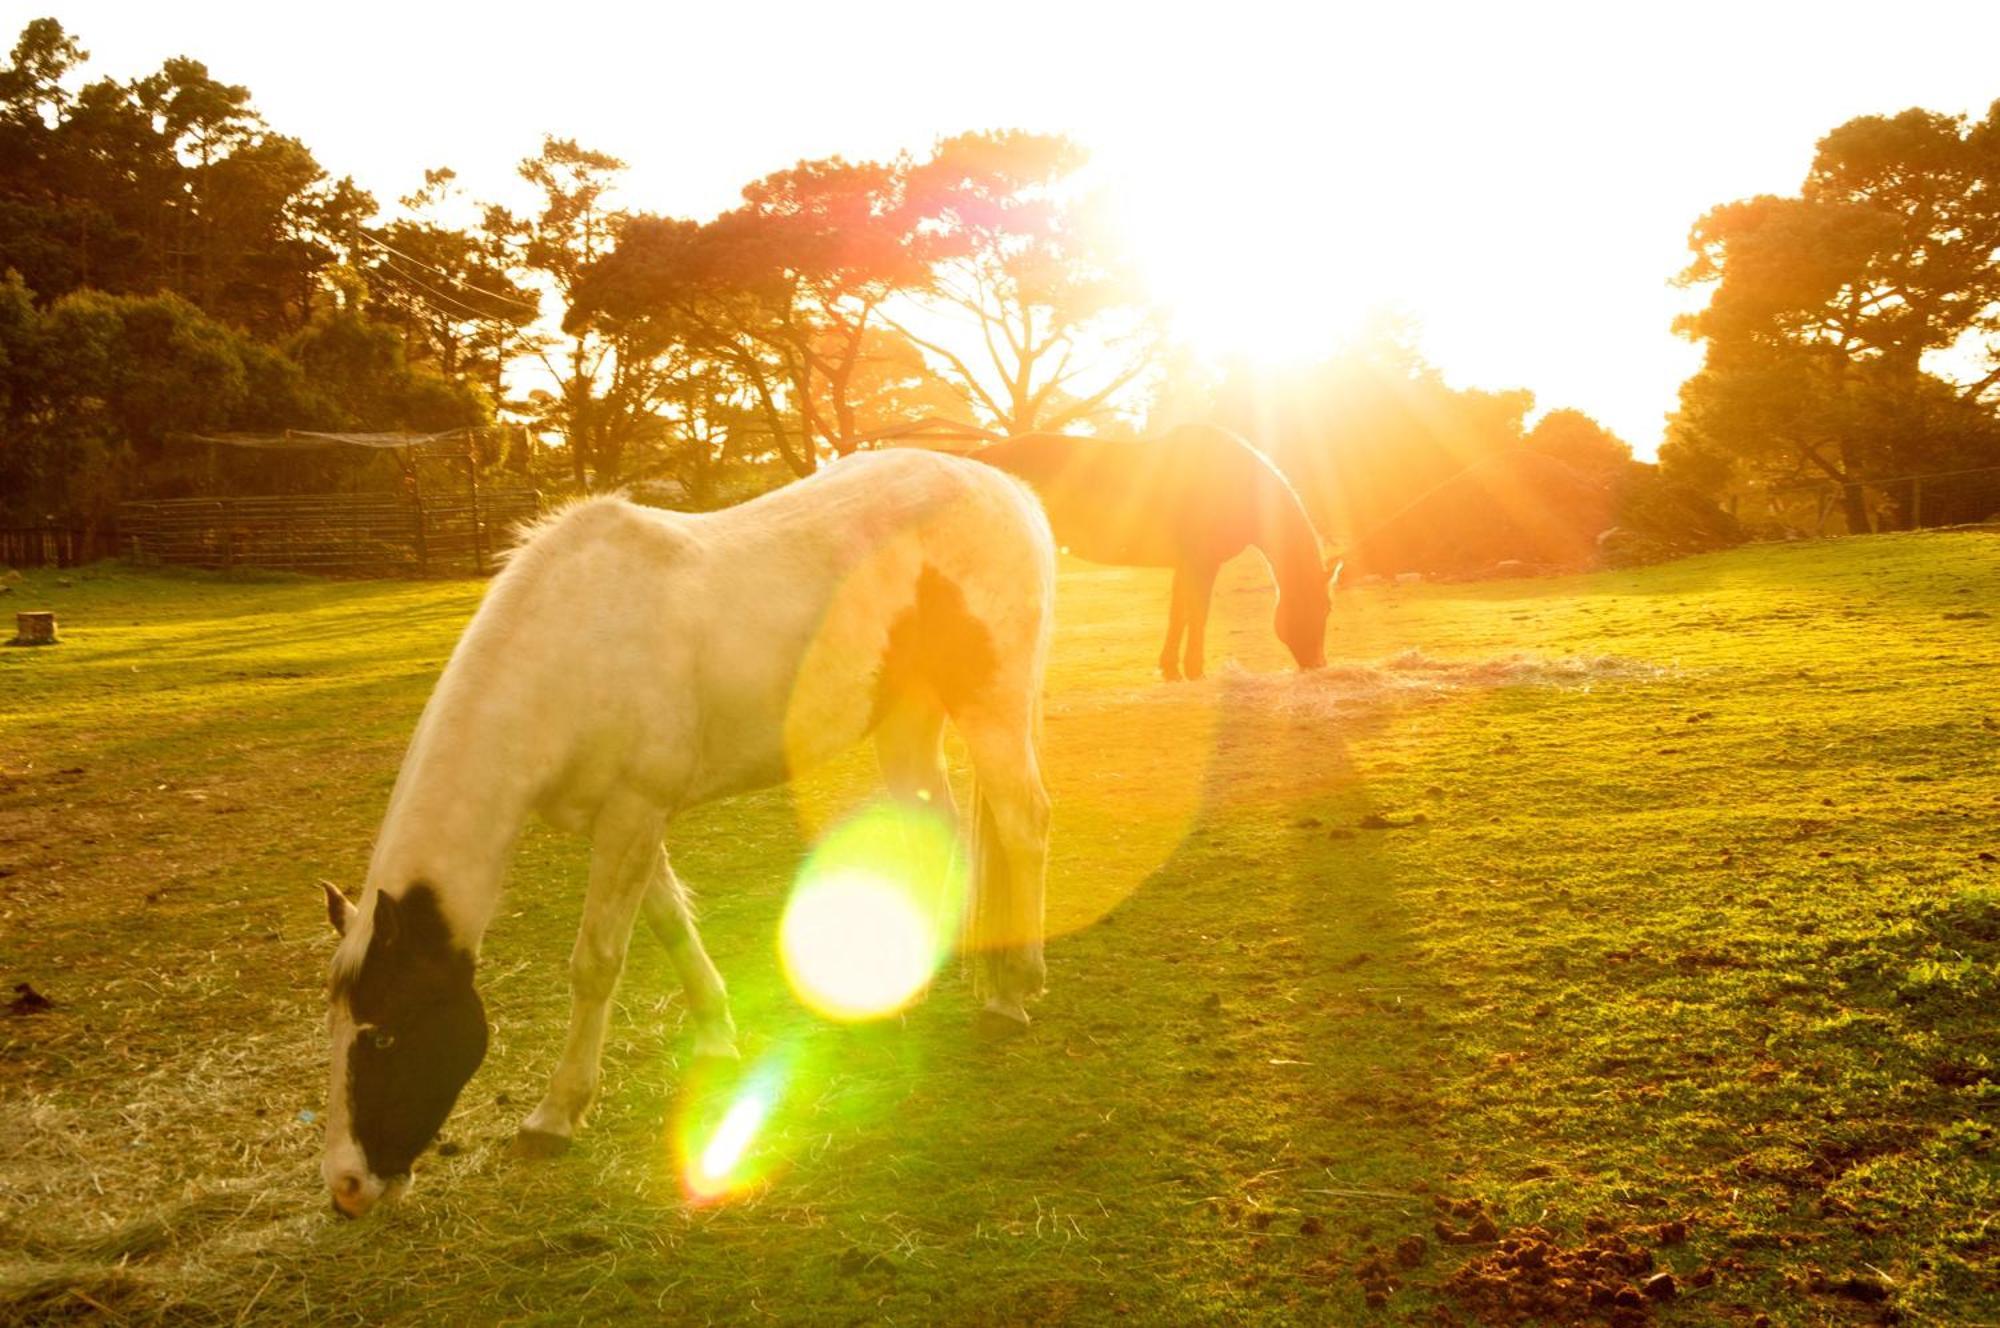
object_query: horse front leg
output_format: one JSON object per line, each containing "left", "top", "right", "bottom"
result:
{"left": 516, "top": 796, "right": 660, "bottom": 1157}
{"left": 1160, "top": 565, "right": 1190, "bottom": 681}
{"left": 1181, "top": 562, "right": 1221, "bottom": 681}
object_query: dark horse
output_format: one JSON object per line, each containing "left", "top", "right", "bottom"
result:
{"left": 975, "top": 424, "right": 1334, "bottom": 680}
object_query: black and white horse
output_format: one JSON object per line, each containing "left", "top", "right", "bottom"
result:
{"left": 320, "top": 450, "right": 1055, "bottom": 1217}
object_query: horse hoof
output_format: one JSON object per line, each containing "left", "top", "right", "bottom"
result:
{"left": 692, "top": 1036, "right": 741, "bottom": 1063}
{"left": 511, "top": 1127, "right": 572, "bottom": 1160}
{"left": 974, "top": 1006, "right": 1030, "bottom": 1041}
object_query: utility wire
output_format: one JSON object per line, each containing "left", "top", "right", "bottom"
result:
{"left": 366, "top": 254, "right": 567, "bottom": 384}
{"left": 359, "top": 234, "right": 542, "bottom": 314}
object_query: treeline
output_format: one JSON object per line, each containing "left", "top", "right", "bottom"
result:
{"left": 0, "top": 20, "right": 490, "bottom": 521}
{"left": 6, "top": 14, "right": 1991, "bottom": 564}
{"left": 0, "top": 12, "right": 1680, "bottom": 568}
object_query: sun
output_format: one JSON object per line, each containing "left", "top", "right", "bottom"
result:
{"left": 1097, "top": 152, "right": 1375, "bottom": 368}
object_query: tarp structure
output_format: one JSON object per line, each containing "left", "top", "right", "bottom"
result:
{"left": 849, "top": 416, "right": 1001, "bottom": 454}
{"left": 168, "top": 428, "right": 506, "bottom": 452}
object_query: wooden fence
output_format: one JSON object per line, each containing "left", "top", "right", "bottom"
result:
{"left": 0, "top": 527, "right": 97, "bottom": 569}
{"left": 118, "top": 487, "right": 541, "bottom": 577}
{"left": 1763, "top": 464, "right": 2000, "bottom": 536}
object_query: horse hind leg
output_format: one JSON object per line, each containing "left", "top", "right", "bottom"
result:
{"left": 957, "top": 714, "right": 1051, "bottom": 1036}
{"left": 517, "top": 795, "right": 660, "bottom": 1157}
{"left": 639, "top": 850, "right": 738, "bottom": 1063}
{"left": 874, "top": 695, "right": 958, "bottom": 827}
{"left": 1160, "top": 565, "right": 1191, "bottom": 681}
{"left": 1181, "top": 562, "right": 1221, "bottom": 681}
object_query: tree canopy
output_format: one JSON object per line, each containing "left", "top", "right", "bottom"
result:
{"left": 1667, "top": 101, "right": 2000, "bottom": 530}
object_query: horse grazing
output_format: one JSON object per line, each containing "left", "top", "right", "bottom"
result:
{"left": 319, "top": 450, "right": 1055, "bottom": 1218}
{"left": 973, "top": 424, "right": 1333, "bottom": 680}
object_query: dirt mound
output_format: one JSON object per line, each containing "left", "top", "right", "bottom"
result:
{"left": 1436, "top": 1214, "right": 1691, "bottom": 1326}
{"left": 1344, "top": 453, "right": 1743, "bottom": 578}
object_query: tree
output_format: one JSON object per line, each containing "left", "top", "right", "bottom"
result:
{"left": 570, "top": 213, "right": 819, "bottom": 478}
{"left": 0, "top": 21, "right": 369, "bottom": 331}
{"left": 893, "top": 130, "right": 1161, "bottom": 435}
{"left": 487, "top": 136, "right": 679, "bottom": 490}
{"left": 1671, "top": 102, "right": 2000, "bottom": 528}
{"left": 1523, "top": 409, "right": 1632, "bottom": 477}
{"left": 572, "top": 155, "right": 937, "bottom": 477}
{"left": 726, "top": 155, "right": 930, "bottom": 454}
{"left": 284, "top": 273, "right": 489, "bottom": 434}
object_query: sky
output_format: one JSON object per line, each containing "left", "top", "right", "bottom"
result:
{"left": 15, "top": 1, "right": 2000, "bottom": 456}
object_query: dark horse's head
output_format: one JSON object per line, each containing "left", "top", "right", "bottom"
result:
{"left": 1275, "top": 558, "right": 1338, "bottom": 670}
{"left": 321, "top": 881, "right": 487, "bottom": 1218}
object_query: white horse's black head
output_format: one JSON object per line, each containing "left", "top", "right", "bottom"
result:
{"left": 322, "top": 881, "right": 487, "bottom": 1218}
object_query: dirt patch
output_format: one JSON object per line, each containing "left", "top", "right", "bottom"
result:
{"left": 1427, "top": 1202, "right": 1705, "bottom": 1326}
{"left": 6, "top": 982, "right": 54, "bottom": 1015}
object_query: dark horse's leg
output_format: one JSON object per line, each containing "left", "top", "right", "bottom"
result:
{"left": 1160, "top": 566, "right": 1190, "bottom": 681}
{"left": 1181, "top": 563, "right": 1221, "bottom": 681}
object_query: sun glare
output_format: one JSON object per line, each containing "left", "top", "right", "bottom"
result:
{"left": 1102, "top": 157, "right": 1373, "bottom": 369}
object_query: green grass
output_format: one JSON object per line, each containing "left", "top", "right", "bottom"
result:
{"left": 2, "top": 531, "right": 1998, "bottom": 1325}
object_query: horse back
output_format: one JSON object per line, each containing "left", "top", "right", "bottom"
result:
{"left": 770, "top": 452, "right": 1055, "bottom": 768}
{"left": 974, "top": 430, "right": 1269, "bottom": 566}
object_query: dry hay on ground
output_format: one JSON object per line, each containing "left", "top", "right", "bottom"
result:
{"left": 1065, "top": 650, "right": 1667, "bottom": 723}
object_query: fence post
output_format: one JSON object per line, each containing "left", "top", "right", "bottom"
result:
{"left": 411, "top": 472, "right": 430, "bottom": 576}
{"left": 467, "top": 451, "right": 486, "bottom": 575}
{"left": 1910, "top": 476, "right": 1924, "bottom": 529}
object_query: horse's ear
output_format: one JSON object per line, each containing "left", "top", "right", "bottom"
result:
{"left": 322, "top": 880, "right": 358, "bottom": 937}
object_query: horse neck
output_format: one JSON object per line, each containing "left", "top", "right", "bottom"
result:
{"left": 1245, "top": 474, "right": 1324, "bottom": 595}
{"left": 364, "top": 693, "right": 531, "bottom": 952}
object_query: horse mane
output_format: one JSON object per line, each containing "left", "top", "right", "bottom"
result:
{"left": 494, "top": 491, "right": 636, "bottom": 570}
{"left": 1164, "top": 424, "right": 1329, "bottom": 580}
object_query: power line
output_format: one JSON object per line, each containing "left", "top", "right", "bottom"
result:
{"left": 370, "top": 252, "right": 529, "bottom": 333}
{"left": 364, "top": 254, "right": 563, "bottom": 383}
{"left": 359, "top": 234, "right": 542, "bottom": 315}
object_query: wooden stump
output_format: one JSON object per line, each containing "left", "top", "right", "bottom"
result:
{"left": 10, "top": 611, "right": 56, "bottom": 646}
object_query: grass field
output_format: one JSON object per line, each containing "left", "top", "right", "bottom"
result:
{"left": 3, "top": 530, "right": 1998, "bottom": 1325}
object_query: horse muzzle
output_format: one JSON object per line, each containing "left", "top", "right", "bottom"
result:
{"left": 327, "top": 1167, "right": 406, "bottom": 1219}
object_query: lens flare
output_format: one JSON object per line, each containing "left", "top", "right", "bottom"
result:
{"left": 779, "top": 802, "right": 966, "bottom": 1022}
{"left": 688, "top": 1087, "right": 773, "bottom": 1199}
{"left": 678, "top": 1060, "right": 785, "bottom": 1202}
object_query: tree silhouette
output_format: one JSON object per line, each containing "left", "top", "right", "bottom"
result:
{"left": 894, "top": 130, "right": 1161, "bottom": 435}
{"left": 1671, "top": 102, "right": 2000, "bottom": 527}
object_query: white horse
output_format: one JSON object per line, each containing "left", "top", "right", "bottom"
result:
{"left": 319, "top": 450, "right": 1055, "bottom": 1218}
